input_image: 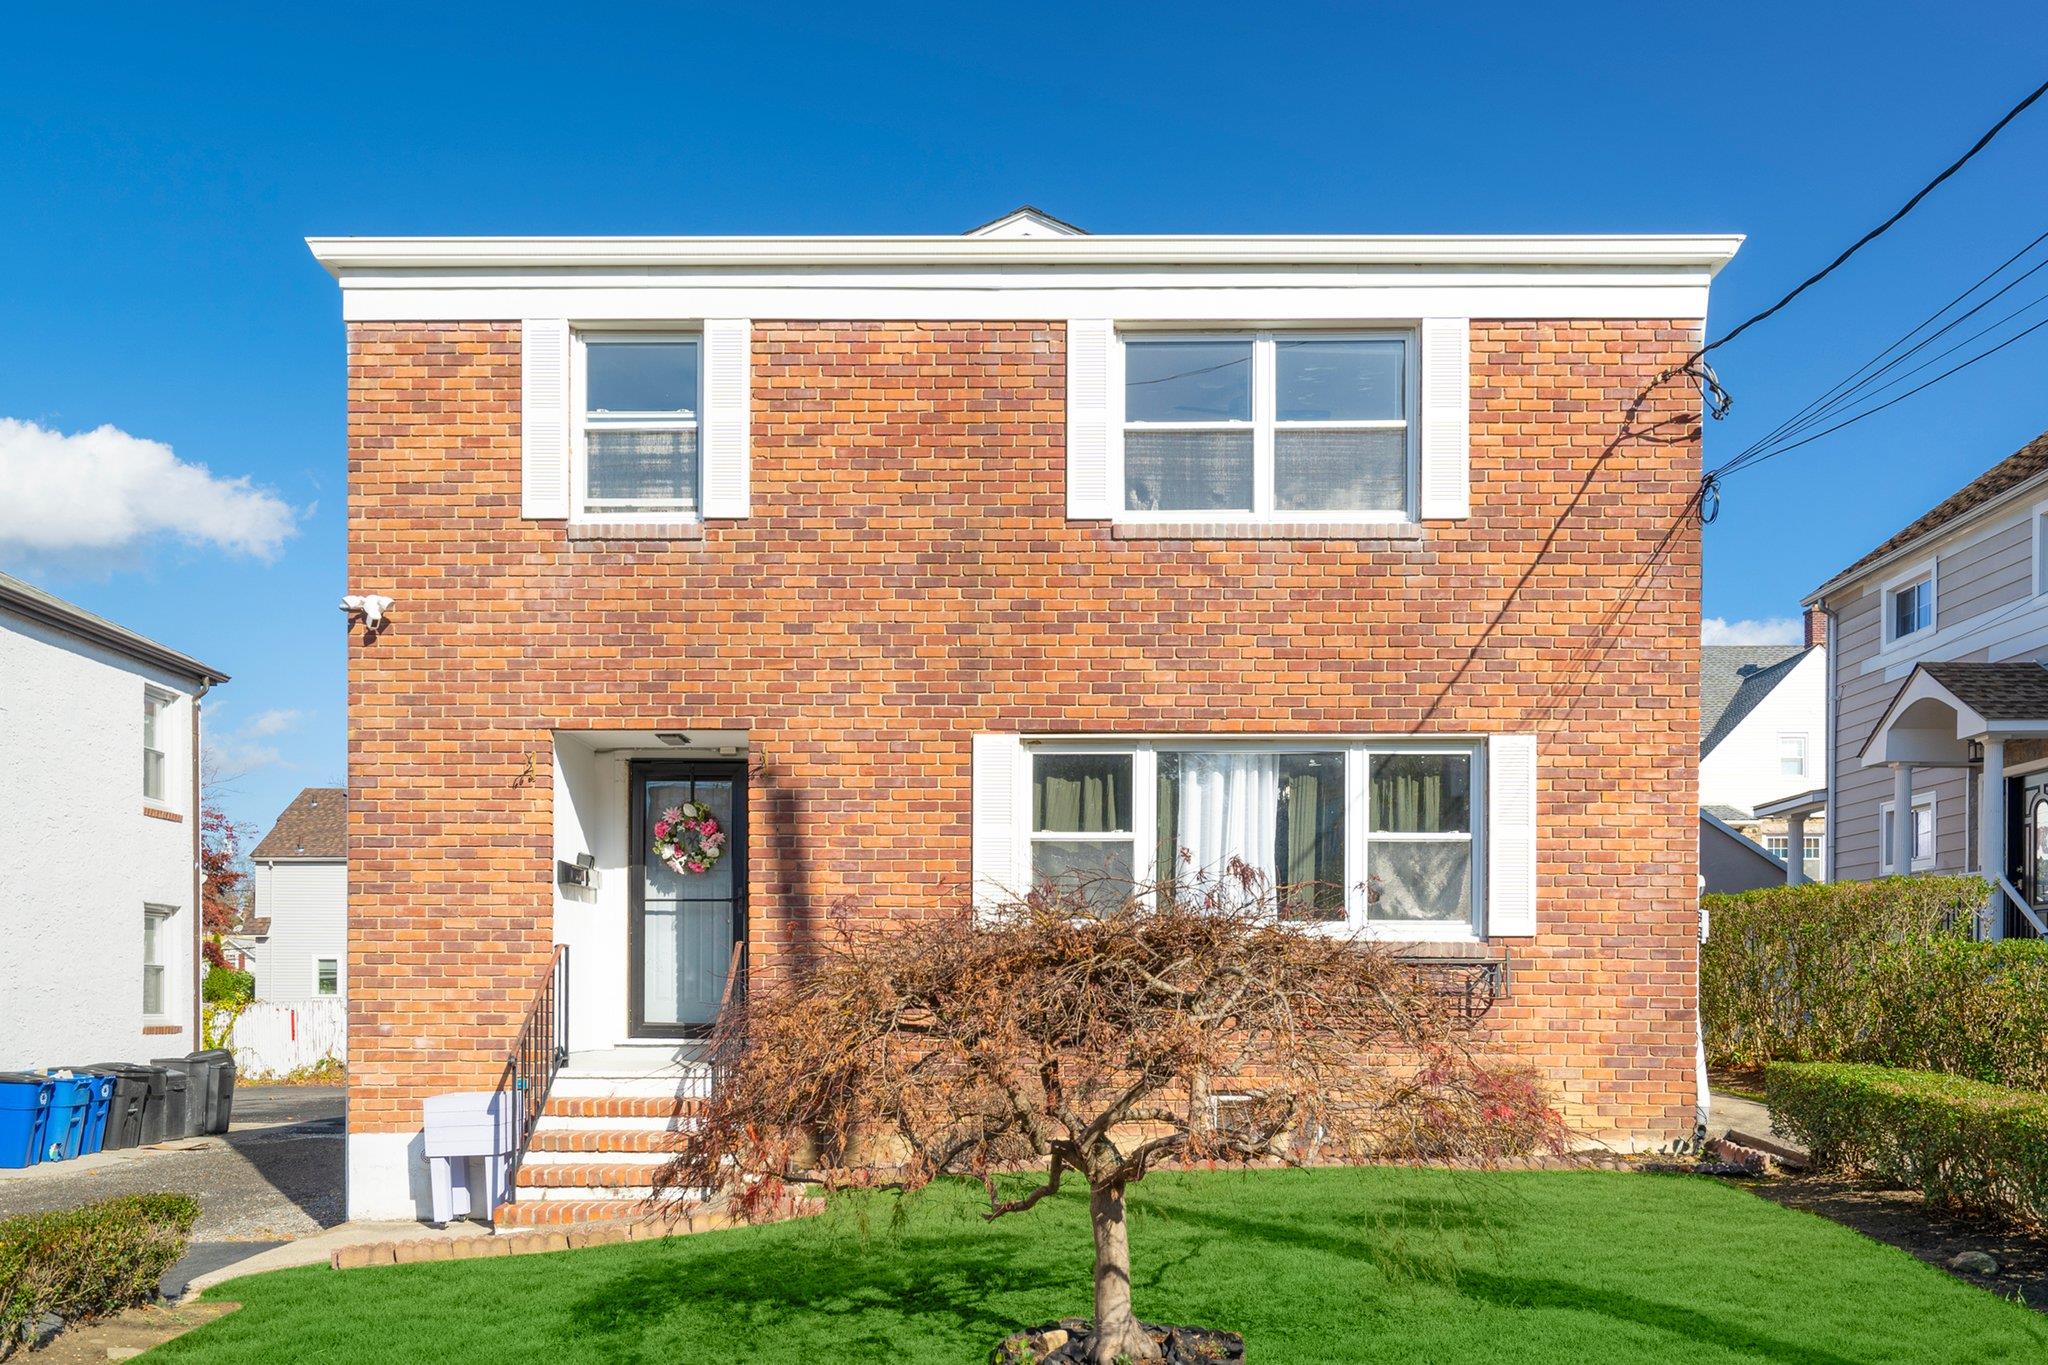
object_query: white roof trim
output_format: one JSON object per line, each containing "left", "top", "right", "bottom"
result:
{"left": 307, "top": 233, "right": 1744, "bottom": 275}
{"left": 1808, "top": 465, "right": 2048, "bottom": 605}
{"left": 1752, "top": 788, "right": 1828, "bottom": 819}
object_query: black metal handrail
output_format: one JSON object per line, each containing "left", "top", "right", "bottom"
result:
{"left": 497, "top": 944, "right": 569, "bottom": 1193}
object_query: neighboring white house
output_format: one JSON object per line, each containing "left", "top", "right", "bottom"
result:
{"left": 1699, "top": 613, "right": 1829, "bottom": 884}
{"left": 249, "top": 786, "right": 347, "bottom": 1003}
{"left": 0, "top": 571, "right": 227, "bottom": 1069}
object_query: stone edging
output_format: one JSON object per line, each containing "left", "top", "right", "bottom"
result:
{"left": 329, "top": 1196, "right": 824, "bottom": 1270}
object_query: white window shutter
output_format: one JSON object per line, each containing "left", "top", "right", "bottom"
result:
{"left": 1419, "top": 317, "right": 1471, "bottom": 519}
{"left": 520, "top": 319, "right": 570, "bottom": 518}
{"left": 972, "top": 734, "right": 1026, "bottom": 908}
{"left": 1066, "top": 320, "right": 1116, "bottom": 518}
{"left": 1487, "top": 734, "right": 1537, "bottom": 936}
{"left": 701, "top": 319, "right": 752, "bottom": 518}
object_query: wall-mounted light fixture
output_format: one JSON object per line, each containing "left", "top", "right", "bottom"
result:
{"left": 656, "top": 732, "right": 691, "bottom": 747}
{"left": 556, "top": 853, "right": 598, "bottom": 889}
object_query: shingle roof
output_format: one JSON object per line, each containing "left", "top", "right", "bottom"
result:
{"left": 1920, "top": 662, "right": 2048, "bottom": 721}
{"left": 0, "top": 570, "right": 227, "bottom": 685}
{"left": 1825, "top": 428, "right": 2048, "bottom": 592}
{"left": 1702, "top": 645, "right": 1810, "bottom": 755}
{"left": 251, "top": 787, "right": 347, "bottom": 860}
{"left": 1704, "top": 804, "right": 1753, "bottom": 825}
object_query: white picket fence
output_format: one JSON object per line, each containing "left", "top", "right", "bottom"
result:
{"left": 231, "top": 997, "right": 346, "bottom": 1078}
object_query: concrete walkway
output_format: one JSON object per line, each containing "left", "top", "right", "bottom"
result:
{"left": 1706, "top": 1090, "right": 1773, "bottom": 1142}
{"left": 182, "top": 1219, "right": 497, "bottom": 1294}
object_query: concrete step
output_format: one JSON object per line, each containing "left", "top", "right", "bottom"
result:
{"left": 547, "top": 1072, "right": 714, "bottom": 1102}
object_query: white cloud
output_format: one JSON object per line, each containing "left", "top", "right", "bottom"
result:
{"left": 0, "top": 418, "right": 295, "bottom": 561}
{"left": 1702, "top": 616, "right": 1801, "bottom": 646}
{"left": 208, "top": 707, "right": 304, "bottom": 776}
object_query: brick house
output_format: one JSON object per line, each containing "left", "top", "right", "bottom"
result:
{"left": 310, "top": 210, "right": 1740, "bottom": 1221}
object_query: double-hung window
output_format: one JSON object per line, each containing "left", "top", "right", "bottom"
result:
{"left": 143, "top": 905, "right": 173, "bottom": 1016}
{"left": 1887, "top": 572, "right": 1933, "bottom": 643}
{"left": 1025, "top": 740, "right": 1482, "bottom": 937}
{"left": 1120, "top": 332, "right": 1412, "bottom": 521}
{"left": 143, "top": 688, "right": 172, "bottom": 804}
{"left": 576, "top": 334, "right": 702, "bottom": 518}
{"left": 1880, "top": 796, "right": 1935, "bottom": 870}
{"left": 1778, "top": 733, "right": 1807, "bottom": 778}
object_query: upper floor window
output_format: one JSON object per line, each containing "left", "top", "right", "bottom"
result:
{"left": 143, "top": 687, "right": 172, "bottom": 803}
{"left": 316, "top": 958, "right": 341, "bottom": 996}
{"left": 1888, "top": 573, "right": 1933, "bottom": 643}
{"left": 1778, "top": 733, "right": 1807, "bottom": 778}
{"left": 1121, "top": 332, "right": 1411, "bottom": 521}
{"left": 576, "top": 334, "right": 701, "bottom": 518}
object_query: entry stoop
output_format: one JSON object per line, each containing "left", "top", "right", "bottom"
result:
{"left": 501, "top": 1048, "right": 715, "bottom": 1220}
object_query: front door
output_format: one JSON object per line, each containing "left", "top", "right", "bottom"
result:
{"left": 629, "top": 760, "right": 745, "bottom": 1038}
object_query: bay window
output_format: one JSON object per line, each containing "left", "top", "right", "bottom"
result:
{"left": 1024, "top": 740, "right": 1484, "bottom": 936}
{"left": 1120, "top": 331, "right": 1413, "bottom": 521}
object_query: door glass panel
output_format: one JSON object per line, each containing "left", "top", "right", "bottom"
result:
{"left": 2032, "top": 800, "right": 2048, "bottom": 901}
{"left": 641, "top": 776, "right": 737, "bottom": 1030}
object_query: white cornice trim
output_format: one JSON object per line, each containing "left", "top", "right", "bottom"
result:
{"left": 307, "top": 233, "right": 1744, "bottom": 275}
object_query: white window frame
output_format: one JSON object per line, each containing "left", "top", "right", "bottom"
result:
{"left": 570, "top": 329, "right": 703, "bottom": 523}
{"left": 1114, "top": 329, "right": 1418, "bottom": 525}
{"left": 1879, "top": 794, "right": 1937, "bottom": 871}
{"left": 1021, "top": 737, "right": 1484, "bottom": 940}
{"left": 314, "top": 957, "right": 341, "bottom": 997}
{"left": 143, "top": 904, "right": 175, "bottom": 1019}
{"left": 2032, "top": 498, "right": 2048, "bottom": 596}
{"left": 1777, "top": 732, "right": 1808, "bottom": 779}
{"left": 143, "top": 686, "right": 174, "bottom": 807}
{"left": 1880, "top": 559, "right": 1936, "bottom": 648}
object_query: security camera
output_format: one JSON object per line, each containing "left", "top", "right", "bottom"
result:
{"left": 340, "top": 594, "right": 394, "bottom": 630}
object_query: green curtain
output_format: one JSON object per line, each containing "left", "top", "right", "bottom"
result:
{"left": 1371, "top": 755, "right": 1469, "bottom": 834}
{"left": 1035, "top": 759, "right": 1127, "bottom": 833}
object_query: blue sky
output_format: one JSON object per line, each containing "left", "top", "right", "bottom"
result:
{"left": 3, "top": 4, "right": 2046, "bottom": 835}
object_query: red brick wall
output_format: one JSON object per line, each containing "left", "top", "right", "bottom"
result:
{"left": 347, "top": 319, "right": 1702, "bottom": 1145}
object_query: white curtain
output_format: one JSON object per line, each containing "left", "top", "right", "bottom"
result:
{"left": 1174, "top": 753, "right": 1279, "bottom": 884}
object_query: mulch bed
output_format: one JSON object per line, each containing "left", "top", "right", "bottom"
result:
{"left": 993, "top": 1318, "right": 1245, "bottom": 1363}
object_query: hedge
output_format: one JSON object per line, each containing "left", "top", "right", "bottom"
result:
{"left": 0, "top": 1194, "right": 198, "bottom": 1339}
{"left": 1697, "top": 875, "right": 2048, "bottom": 1083}
{"left": 203, "top": 967, "right": 254, "bottom": 1006}
{"left": 1767, "top": 1063, "right": 2048, "bottom": 1226}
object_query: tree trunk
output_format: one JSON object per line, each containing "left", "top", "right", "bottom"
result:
{"left": 1089, "top": 1180, "right": 1160, "bottom": 1364}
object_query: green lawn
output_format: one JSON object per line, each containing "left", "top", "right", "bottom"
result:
{"left": 155, "top": 1169, "right": 2046, "bottom": 1363}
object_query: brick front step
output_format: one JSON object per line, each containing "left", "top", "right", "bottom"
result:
{"left": 529, "top": 1129, "right": 686, "bottom": 1154}
{"left": 543, "top": 1095, "right": 709, "bottom": 1120}
{"left": 493, "top": 1198, "right": 685, "bottom": 1228}
{"left": 515, "top": 1161, "right": 678, "bottom": 1190}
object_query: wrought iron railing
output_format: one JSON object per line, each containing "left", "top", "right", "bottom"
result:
{"left": 497, "top": 944, "right": 569, "bottom": 1191}
{"left": 1992, "top": 876, "right": 2048, "bottom": 941}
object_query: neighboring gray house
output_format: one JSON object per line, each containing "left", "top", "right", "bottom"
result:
{"left": 1809, "top": 428, "right": 2048, "bottom": 937}
{"left": 249, "top": 787, "right": 347, "bottom": 1000}
{"left": 1700, "top": 625, "right": 1827, "bottom": 881}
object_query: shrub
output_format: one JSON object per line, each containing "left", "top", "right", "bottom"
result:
{"left": 1865, "top": 939, "right": 2048, "bottom": 1090}
{"left": 1700, "top": 875, "right": 1988, "bottom": 1069}
{"left": 0, "top": 1193, "right": 199, "bottom": 1339}
{"left": 1767, "top": 1063, "right": 2048, "bottom": 1226}
{"left": 202, "top": 968, "right": 254, "bottom": 1006}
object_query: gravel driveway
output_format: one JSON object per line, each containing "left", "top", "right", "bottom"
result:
{"left": 0, "top": 1085, "right": 343, "bottom": 1239}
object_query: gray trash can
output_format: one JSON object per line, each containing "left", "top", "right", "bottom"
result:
{"left": 86, "top": 1064, "right": 148, "bottom": 1149}
{"left": 183, "top": 1049, "right": 237, "bottom": 1135}
{"left": 150, "top": 1060, "right": 199, "bottom": 1138}
{"left": 93, "top": 1063, "right": 169, "bottom": 1147}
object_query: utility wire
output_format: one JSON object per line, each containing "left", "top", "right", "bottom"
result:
{"left": 1697, "top": 76, "right": 2048, "bottom": 366}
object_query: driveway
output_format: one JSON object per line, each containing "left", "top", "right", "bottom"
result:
{"left": 0, "top": 1084, "right": 343, "bottom": 1239}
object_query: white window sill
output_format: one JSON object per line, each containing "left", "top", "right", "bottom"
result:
{"left": 566, "top": 519, "right": 706, "bottom": 542}
{"left": 1109, "top": 520, "right": 1425, "bottom": 543}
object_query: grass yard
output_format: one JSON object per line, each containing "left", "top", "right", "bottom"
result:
{"left": 154, "top": 1168, "right": 2047, "bottom": 1363}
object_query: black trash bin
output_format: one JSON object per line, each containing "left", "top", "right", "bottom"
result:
{"left": 84, "top": 1064, "right": 147, "bottom": 1149}
{"left": 92, "top": 1063, "right": 168, "bottom": 1147}
{"left": 183, "top": 1049, "right": 236, "bottom": 1135}
{"left": 150, "top": 1060, "right": 198, "bottom": 1139}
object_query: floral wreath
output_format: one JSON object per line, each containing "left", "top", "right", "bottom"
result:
{"left": 653, "top": 802, "right": 727, "bottom": 876}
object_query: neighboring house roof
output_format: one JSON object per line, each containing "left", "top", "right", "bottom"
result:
{"left": 1703, "top": 804, "right": 1753, "bottom": 825}
{"left": 252, "top": 787, "right": 347, "bottom": 860}
{"left": 1919, "top": 662, "right": 2048, "bottom": 721}
{"left": 1814, "top": 427, "right": 2048, "bottom": 599}
{"left": 1701, "top": 645, "right": 1810, "bottom": 755}
{"left": 965, "top": 205, "right": 1087, "bottom": 237}
{"left": 0, "top": 570, "right": 228, "bottom": 686}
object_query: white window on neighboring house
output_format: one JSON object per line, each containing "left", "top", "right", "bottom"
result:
{"left": 1120, "top": 332, "right": 1413, "bottom": 522}
{"left": 575, "top": 333, "right": 702, "bottom": 519}
{"left": 1778, "top": 733, "right": 1808, "bottom": 778}
{"left": 1022, "top": 740, "right": 1485, "bottom": 938}
{"left": 1804, "top": 832, "right": 1823, "bottom": 865}
{"left": 1764, "top": 834, "right": 1789, "bottom": 859}
{"left": 143, "top": 905, "right": 174, "bottom": 1016}
{"left": 143, "top": 687, "right": 172, "bottom": 803}
{"left": 1880, "top": 796, "right": 1936, "bottom": 870}
{"left": 315, "top": 958, "right": 341, "bottom": 996}
{"left": 1886, "top": 572, "right": 1933, "bottom": 643}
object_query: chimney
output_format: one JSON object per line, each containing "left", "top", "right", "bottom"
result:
{"left": 1804, "top": 605, "right": 1828, "bottom": 650}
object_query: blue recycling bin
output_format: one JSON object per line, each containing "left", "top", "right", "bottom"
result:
{"left": 0, "top": 1074, "right": 53, "bottom": 1168}
{"left": 39, "top": 1075, "right": 93, "bottom": 1161}
{"left": 65, "top": 1071, "right": 117, "bottom": 1155}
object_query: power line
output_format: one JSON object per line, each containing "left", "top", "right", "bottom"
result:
{"left": 1697, "top": 76, "right": 2048, "bottom": 366}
